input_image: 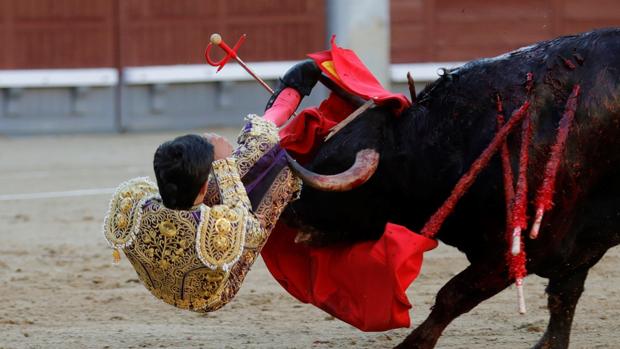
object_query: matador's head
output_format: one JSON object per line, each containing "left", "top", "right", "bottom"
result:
{"left": 153, "top": 135, "right": 214, "bottom": 210}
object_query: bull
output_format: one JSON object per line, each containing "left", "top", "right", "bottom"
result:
{"left": 282, "top": 28, "right": 620, "bottom": 348}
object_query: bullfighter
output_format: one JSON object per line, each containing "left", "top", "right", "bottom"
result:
{"left": 102, "top": 59, "right": 321, "bottom": 312}
{"left": 103, "top": 39, "right": 424, "bottom": 331}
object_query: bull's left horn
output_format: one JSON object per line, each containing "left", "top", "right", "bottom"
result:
{"left": 285, "top": 149, "right": 380, "bottom": 192}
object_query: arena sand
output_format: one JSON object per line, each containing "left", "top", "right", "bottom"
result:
{"left": 0, "top": 130, "right": 618, "bottom": 349}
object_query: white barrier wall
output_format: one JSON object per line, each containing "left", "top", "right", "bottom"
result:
{"left": 0, "top": 62, "right": 464, "bottom": 134}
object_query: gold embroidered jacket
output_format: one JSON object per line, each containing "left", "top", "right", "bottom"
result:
{"left": 103, "top": 116, "right": 301, "bottom": 312}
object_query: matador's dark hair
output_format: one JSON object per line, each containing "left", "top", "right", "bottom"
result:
{"left": 153, "top": 134, "right": 214, "bottom": 210}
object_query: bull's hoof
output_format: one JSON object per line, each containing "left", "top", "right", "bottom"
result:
{"left": 531, "top": 332, "right": 569, "bottom": 349}
{"left": 393, "top": 336, "right": 438, "bottom": 349}
{"left": 393, "top": 342, "right": 431, "bottom": 349}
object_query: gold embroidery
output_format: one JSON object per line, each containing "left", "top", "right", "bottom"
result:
{"left": 226, "top": 209, "right": 239, "bottom": 222}
{"left": 203, "top": 115, "right": 279, "bottom": 207}
{"left": 212, "top": 158, "right": 251, "bottom": 209}
{"left": 211, "top": 205, "right": 226, "bottom": 219}
{"left": 233, "top": 115, "right": 279, "bottom": 179}
{"left": 120, "top": 198, "right": 133, "bottom": 213}
{"left": 196, "top": 205, "right": 246, "bottom": 271}
{"left": 176, "top": 298, "right": 191, "bottom": 310}
{"left": 215, "top": 218, "right": 231, "bottom": 234}
{"left": 122, "top": 200, "right": 214, "bottom": 311}
{"left": 213, "top": 235, "right": 229, "bottom": 250}
{"left": 103, "top": 177, "right": 158, "bottom": 249}
{"left": 196, "top": 116, "right": 302, "bottom": 309}
{"left": 254, "top": 168, "right": 301, "bottom": 235}
{"left": 158, "top": 220, "right": 177, "bottom": 238}
{"left": 115, "top": 214, "right": 128, "bottom": 230}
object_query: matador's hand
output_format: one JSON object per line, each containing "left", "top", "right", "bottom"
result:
{"left": 204, "top": 133, "right": 234, "bottom": 160}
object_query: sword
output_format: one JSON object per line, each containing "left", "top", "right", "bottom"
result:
{"left": 205, "top": 33, "right": 369, "bottom": 137}
{"left": 206, "top": 33, "right": 274, "bottom": 94}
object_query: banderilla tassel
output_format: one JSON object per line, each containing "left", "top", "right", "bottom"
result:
{"left": 530, "top": 84, "right": 581, "bottom": 239}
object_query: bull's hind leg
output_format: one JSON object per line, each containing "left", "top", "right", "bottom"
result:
{"left": 395, "top": 262, "right": 511, "bottom": 349}
{"left": 533, "top": 252, "right": 605, "bottom": 349}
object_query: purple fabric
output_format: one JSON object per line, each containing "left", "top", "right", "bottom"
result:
{"left": 241, "top": 145, "right": 288, "bottom": 211}
{"left": 191, "top": 210, "right": 201, "bottom": 221}
{"left": 230, "top": 120, "right": 290, "bottom": 210}
{"left": 243, "top": 145, "right": 286, "bottom": 192}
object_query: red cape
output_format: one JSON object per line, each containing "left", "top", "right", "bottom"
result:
{"left": 262, "top": 223, "right": 437, "bottom": 331}
{"left": 261, "top": 39, "right": 438, "bottom": 331}
{"left": 308, "top": 35, "right": 410, "bottom": 116}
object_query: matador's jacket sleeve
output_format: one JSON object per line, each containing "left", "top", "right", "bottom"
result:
{"left": 102, "top": 115, "right": 301, "bottom": 312}
{"left": 204, "top": 115, "right": 301, "bottom": 232}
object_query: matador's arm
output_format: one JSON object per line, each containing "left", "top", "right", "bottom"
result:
{"left": 103, "top": 114, "right": 300, "bottom": 313}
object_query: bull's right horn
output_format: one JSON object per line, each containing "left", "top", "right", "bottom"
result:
{"left": 285, "top": 149, "right": 380, "bottom": 192}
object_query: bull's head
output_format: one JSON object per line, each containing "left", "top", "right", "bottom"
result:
{"left": 282, "top": 104, "right": 424, "bottom": 246}
{"left": 281, "top": 75, "right": 429, "bottom": 246}
{"left": 286, "top": 73, "right": 419, "bottom": 192}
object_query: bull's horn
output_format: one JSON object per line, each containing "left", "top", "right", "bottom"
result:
{"left": 285, "top": 149, "right": 380, "bottom": 192}
{"left": 407, "top": 71, "right": 417, "bottom": 103}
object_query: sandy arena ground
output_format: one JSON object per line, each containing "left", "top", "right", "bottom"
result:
{"left": 1, "top": 129, "right": 619, "bottom": 349}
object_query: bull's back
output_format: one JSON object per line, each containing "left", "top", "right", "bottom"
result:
{"left": 450, "top": 28, "right": 620, "bottom": 187}
{"left": 418, "top": 28, "right": 620, "bottom": 257}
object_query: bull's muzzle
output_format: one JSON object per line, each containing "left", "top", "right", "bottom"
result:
{"left": 285, "top": 149, "right": 380, "bottom": 192}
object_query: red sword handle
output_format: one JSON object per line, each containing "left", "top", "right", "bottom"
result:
{"left": 205, "top": 33, "right": 247, "bottom": 72}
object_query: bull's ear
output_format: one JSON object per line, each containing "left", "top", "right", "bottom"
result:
{"left": 285, "top": 149, "right": 380, "bottom": 192}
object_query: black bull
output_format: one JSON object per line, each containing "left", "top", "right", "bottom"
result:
{"left": 282, "top": 28, "right": 620, "bottom": 348}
